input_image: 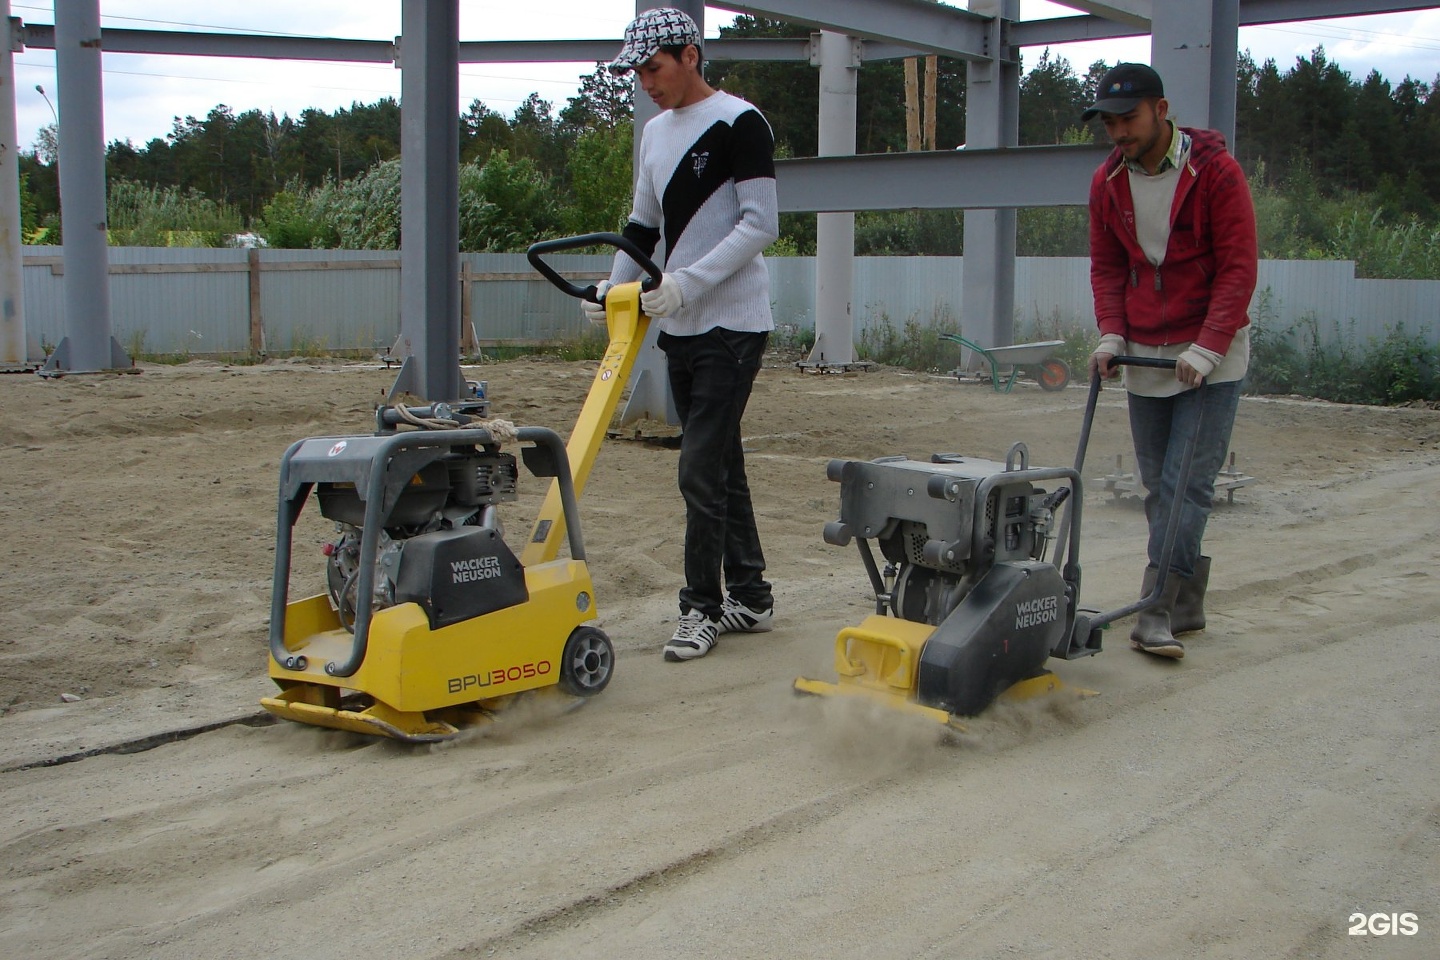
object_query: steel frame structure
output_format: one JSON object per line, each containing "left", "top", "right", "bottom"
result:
{"left": 2, "top": 0, "right": 1433, "bottom": 388}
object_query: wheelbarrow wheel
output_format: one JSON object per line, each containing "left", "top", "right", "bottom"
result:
{"left": 1036, "top": 358, "right": 1071, "bottom": 392}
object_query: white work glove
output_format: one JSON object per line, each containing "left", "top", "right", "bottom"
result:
{"left": 639, "top": 273, "right": 684, "bottom": 318}
{"left": 581, "top": 280, "right": 611, "bottom": 326}
{"left": 1089, "top": 333, "right": 1126, "bottom": 380}
{"left": 1177, "top": 345, "right": 1221, "bottom": 387}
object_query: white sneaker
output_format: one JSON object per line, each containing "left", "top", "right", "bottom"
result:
{"left": 717, "top": 596, "right": 774, "bottom": 634}
{"left": 663, "top": 610, "right": 720, "bottom": 661}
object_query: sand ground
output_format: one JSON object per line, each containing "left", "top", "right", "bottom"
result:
{"left": 1, "top": 354, "right": 1437, "bottom": 959}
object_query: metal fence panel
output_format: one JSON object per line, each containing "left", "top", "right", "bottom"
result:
{"left": 111, "top": 247, "right": 251, "bottom": 355}
{"left": 465, "top": 253, "right": 609, "bottom": 342}
{"left": 20, "top": 246, "right": 63, "bottom": 350}
{"left": 22, "top": 245, "right": 253, "bottom": 355}
{"left": 258, "top": 249, "right": 400, "bottom": 355}
{"left": 854, "top": 257, "right": 966, "bottom": 333}
{"left": 17, "top": 248, "right": 1439, "bottom": 356}
{"left": 1251, "top": 260, "right": 1440, "bottom": 349}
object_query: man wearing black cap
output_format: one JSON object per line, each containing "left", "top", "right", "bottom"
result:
{"left": 584, "top": 8, "right": 779, "bottom": 662}
{"left": 1083, "top": 63, "right": 1258, "bottom": 660}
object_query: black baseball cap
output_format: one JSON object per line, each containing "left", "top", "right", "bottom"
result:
{"left": 1081, "top": 63, "right": 1165, "bottom": 121}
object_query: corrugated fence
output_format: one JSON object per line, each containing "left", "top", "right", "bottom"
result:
{"left": 19, "top": 247, "right": 1439, "bottom": 356}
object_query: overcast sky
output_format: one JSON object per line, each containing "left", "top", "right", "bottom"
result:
{"left": 8, "top": 1, "right": 1440, "bottom": 153}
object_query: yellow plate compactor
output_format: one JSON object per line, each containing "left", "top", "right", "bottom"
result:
{"left": 262, "top": 233, "right": 659, "bottom": 742}
{"left": 796, "top": 357, "right": 1202, "bottom": 725}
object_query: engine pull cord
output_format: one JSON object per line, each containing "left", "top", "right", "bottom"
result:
{"left": 391, "top": 403, "right": 519, "bottom": 443}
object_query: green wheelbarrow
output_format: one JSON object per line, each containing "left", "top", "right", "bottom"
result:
{"left": 940, "top": 333, "right": 1072, "bottom": 393}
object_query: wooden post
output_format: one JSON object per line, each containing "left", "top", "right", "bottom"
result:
{"left": 904, "top": 57, "right": 920, "bottom": 152}
{"left": 247, "top": 247, "right": 264, "bottom": 357}
{"left": 459, "top": 261, "right": 477, "bottom": 357}
{"left": 924, "top": 55, "right": 938, "bottom": 151}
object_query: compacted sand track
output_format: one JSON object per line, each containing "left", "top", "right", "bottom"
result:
{"left": 2, "top": 359, "right": 1436, "bottom": 959}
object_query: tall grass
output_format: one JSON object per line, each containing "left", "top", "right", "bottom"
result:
{"left": 852, "top": 297, "right": 1439, "bottom": 405}
{"left": 1250, "top": 164, "right": 1440, "bottom": 280}
{"left": 1248, "top": 291, "right": 1438, "bottom": 404}
{"left": 106, "top": 180, "right": 243, "bottom": 247}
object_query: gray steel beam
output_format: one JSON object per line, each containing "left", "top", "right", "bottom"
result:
{"left": 15, "top": 1, "right": 1436, "bottom": 64}
{"left": 1009, "top": 0, "right": 1439, "bottom": 49}
{"left": 775, "top": 145, "right": 1111, "bottom": 213}
{"left": 10, "top": 22, "right": 927, "bottom": 67}
{"left": 718, "top": 0, "right": 996, "bottom": 60}
{"left": 1241, "top": 0, "right": 1440, "bottom": 24}
{"left": 704, "top": 37, "right": 813, "bottom": 61}
{"left": 460, "top": 37, "right": 809, "bottom": 63}
{"left": 13, "top": 27, "right": 817, "bottom": 65}
{"left": 1007, "top": 14, "right": 1143, "bottom": 46}
{"left": 18, "top": 25, "right": 395, "bottom": 62}
{"left": 459, "top": 39, "right": 618, "bottom": 63}
{"left": 1047, "top": 1, "right": 1151, "bottom": 28}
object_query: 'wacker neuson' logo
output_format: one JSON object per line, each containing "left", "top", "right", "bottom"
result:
{"left": 451, "top": 555, "right": 503, "bottom": 584}
{"left": 1015, "top": 595, "right": 1059, "bottom": 630}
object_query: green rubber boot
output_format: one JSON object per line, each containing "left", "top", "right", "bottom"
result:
{"left": 1171, "top": 555, "right": 1211, "bottom": 635}
{"left": 1130, "top": 565, "right": 1185, "bottom": 659}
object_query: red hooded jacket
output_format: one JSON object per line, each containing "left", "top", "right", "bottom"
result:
{"left": 1088, "top": 126, "right": 1258, "bottom": 357}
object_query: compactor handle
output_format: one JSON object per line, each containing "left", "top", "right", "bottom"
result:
{"left": 1076, "top": 355, "right": 1183, "bottom": 471}
{"left": 1110, "top": 355, "right": 1178, "bottom": 370}
{"left": 1065, "top": 354, "right": 1208, "bottom": 642}
{"left": 526, "top": 232, "right": 663, "bottom": 304}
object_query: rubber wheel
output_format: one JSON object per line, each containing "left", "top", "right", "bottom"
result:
{"left": 558, "top": 626, "right": 614, "bottom": 697}
{"left": 1036, "top": 358, "right": 1071, "bottom": 392}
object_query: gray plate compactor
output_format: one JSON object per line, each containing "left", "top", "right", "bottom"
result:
{"left": 795, "top": 357, "right": 1205, "bottom": 725}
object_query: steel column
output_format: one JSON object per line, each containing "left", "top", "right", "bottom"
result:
{"left": 806, "top": 30, "right": 860, "bottom": 367}
{"left": 1, "top": 3, "right": 39, "bottom": 370}
{"left": 1152, "top": 0, "right": 1239, "bottom": 145}
{"left": 42, "top": 0, "right": 127, "bottom": 374}
{"left": 388, "top": 0, "right": 463, "bottom": 403}
{"left": 961, "top": 0, "right": 1020, "bottom": 356}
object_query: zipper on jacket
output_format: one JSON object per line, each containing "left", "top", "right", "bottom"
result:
{"left": 1130, "top": 267, "right": 1138, "bottom": 288}
{"left": 1157, "top": 266, "right": 1168, "bottom": 342}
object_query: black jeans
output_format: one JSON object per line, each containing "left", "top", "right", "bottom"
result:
{"left": 658, "top": 327, "right": 772, "bottom": 620}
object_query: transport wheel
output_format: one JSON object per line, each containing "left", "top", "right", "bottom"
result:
{"left": 558, "top": 626, "right": 614, "bottom": 697}
{"left": 1036, "top": 358, "right": 1071, "bottom": 392}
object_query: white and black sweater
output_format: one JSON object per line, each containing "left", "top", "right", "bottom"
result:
{"left": 609, "top": 90, "right": 779, "bottom": 336}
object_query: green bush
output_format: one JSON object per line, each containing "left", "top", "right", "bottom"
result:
{"left": 1226, "top": 288, "right": 1439, "bottom": 403}
{"left": 857, "top": 306, "right": 962, "bottom": 371}
{"left": 256, "top": 180, "right": 340, "bottom": 248}
{"left": 769, "top": 322, "right": 815, "bottom": 358}
{"left": 1018, "top": 308, "right": 1097, "bottom": 375}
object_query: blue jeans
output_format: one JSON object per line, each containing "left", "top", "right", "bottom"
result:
{"left": 1127, "top": 380, "right": 1242, "bottom": 578}
{"left": 658, "top": 327, "right": 772, "bottom": 620}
